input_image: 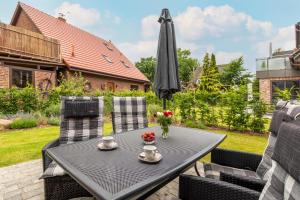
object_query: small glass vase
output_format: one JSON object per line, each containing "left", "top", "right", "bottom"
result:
{"left": 161, "top": 125, "right": 169, "bottom": 139}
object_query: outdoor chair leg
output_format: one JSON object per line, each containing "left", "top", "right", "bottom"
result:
{"left": 194, "top": 162, "right": 201, "bottom": 176}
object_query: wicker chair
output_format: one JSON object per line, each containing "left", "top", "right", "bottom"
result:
{"left": 42, "top": 96, "right": 104, "bottom": 200}
{"left": 179, "top": 120, "right": 300, "bottom": 200}
{"left": 111, "top": 96, "right": 148, "bottom": 134}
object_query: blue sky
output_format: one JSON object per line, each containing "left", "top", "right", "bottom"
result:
{"left": 0, "top": 0, "right": 299, "bottom": 72}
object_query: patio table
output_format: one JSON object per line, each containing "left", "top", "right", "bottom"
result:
{"left": 46, "top": 126, "right": 226, "bottom": 200}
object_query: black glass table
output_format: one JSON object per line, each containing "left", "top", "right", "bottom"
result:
{"left": 46, "top": 126, "right": 226, "bottom": 200}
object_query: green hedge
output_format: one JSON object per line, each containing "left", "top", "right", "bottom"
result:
{"left": 0, "top": 73, "right": 268, "bottom": 133}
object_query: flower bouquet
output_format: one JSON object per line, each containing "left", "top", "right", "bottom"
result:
{"left": 157, "top": 111, "right": 173, "bottom": 139}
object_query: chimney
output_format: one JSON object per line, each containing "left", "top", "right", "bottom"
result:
{"left": 295, "top": 22, "right": 300, "bottom": 48}
{"left": 269, "top": 42, "right": 272, "bottom": 58}
{"left": 58, "top": 13, "right": 66, "bottom": 22}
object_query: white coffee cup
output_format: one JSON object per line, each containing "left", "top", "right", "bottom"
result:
{"left": 101, "top": 136, "right": 114, "bottom": 148}
{"left": 143, "top": 145, "right": 157, "bottom": 160}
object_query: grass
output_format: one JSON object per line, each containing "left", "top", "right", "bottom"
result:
{"left": 0, "top": 123, "right": 268, "bottom": 168}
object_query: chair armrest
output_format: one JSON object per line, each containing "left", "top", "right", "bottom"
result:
{"left": 42, "top": 139, "right": 60, "bottom": 171}
{"left": 179, "top": 174, "right": 260, "bottom": 200}
{"left": 220, "top": 172, "right": 266, "bottom": 192}
{"left": 211, "top": 148, "right": 262, "bottom": 171}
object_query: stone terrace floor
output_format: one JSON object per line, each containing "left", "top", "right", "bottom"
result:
{"left": 0, "top": 160, "right": 203, "bottom": 200}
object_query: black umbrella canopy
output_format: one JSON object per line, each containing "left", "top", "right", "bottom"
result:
{"left": 154, "top": 8, "right": 181, "bottom": 109}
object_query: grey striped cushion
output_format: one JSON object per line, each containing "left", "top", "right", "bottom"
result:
{"left": 40, "top": 161, "right": 66, "bottom": 179}
{"left": 275, "top": 100, "right": 288, "bottom": 110}
{"left": 256, "top": 133, "right": 277, "bottom": 180}
{"left": 259, "top": 161, "right": 300, "bottom": 200}
{"left": 204, "top": 163, "right": 259, "bottom": 180}
{"left": 112, "top": 97, "right": 148, "bottom": 134}
{"left": 60, "top": 96, "right": 104, "bottom": 144}
{"left": 260, "top": 120, "right": 300, "bottom": 200}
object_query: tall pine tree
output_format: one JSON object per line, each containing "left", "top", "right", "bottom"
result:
{"left": 199, "top": 53, "right": 221, "bottom": 92}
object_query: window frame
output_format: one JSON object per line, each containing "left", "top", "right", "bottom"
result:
{"left": 10, "top": 67, "right": 34, "bottom": 88}
{"left": 130, "top": 84, "right": 139, "bottom": 91}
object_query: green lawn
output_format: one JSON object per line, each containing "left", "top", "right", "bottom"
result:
{"left": 0, "top": 124, "right": 268, "bottom": 167}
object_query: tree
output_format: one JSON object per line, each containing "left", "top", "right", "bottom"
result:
{"left": 198, "top": 53, "right": 221, "bottom": 92}
{"left": 177, "top": 48, "right": 199, "bottom": 86}
{"left": 220, "top": 57, "right": 251, "bottom": 86}
{"left": 135, "top": 57, "right": 156, "bottom": 83}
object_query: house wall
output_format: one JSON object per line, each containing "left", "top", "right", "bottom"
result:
{"left": 34, "top": 70, "right": 56, "bottom": 89}
{"left": 71, "top": 72, "right": 145, "bottom": 91}
{"left": 0, "top": 62, "right": 9, "bottom": 88}
{"left": 14, "top": 9, "right": 40, "bottom": 33}
{"left": 0, "top": 61, "right": 55, "bottom": 89}
{"left": 84, "top": 73, "right": 145, "bottom": 91}
{"left": 259, "top": 76, "right": 300, "bottom": 103}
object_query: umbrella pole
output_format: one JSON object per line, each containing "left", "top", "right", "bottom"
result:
{"left": 163, "top": 99, "right": 167, "bottom": 110}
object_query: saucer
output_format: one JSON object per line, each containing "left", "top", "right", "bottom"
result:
{"left": 138, "top": 152, "right": 162, "bottom": 164}
{"left": 98, "top": 142, "right": 118, "bottom": 151}
{"left": 143, "top": 140, "right": 155, "bottom": 145}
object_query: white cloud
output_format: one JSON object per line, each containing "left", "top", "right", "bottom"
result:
{"left": 118, "top": 40, "right": 157, "bottom": 62}
{"left": 255, "top": 25, "right": 295, "bottom": 57}
{"left": 55, "top": 2, "right": 100, "bottom": 27}
{"left": 173, "top": 5, "right": 272, "bottom": 41}
{"left": 215, "top": 51, "right": 243, "bottom": 64}
{"left": 141, "top": 15, "right": 159, "bottom": 38}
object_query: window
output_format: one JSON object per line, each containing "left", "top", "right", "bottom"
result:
{"left": 103, "top": 42, "right": 113, "bottom": 51}
{"left": 271, "top": 80, "right": 300, "bottom": 103}
{"left": 11, "top": 69, "right": 32, "bottom": 88}
{"left": 102, "top": 55, "right": 113, "bottom": 63}
{"left": 121, "top": 61, "right": 130, "bottom": 68}
{"left": 130, "top": 85, "right": 139, "bottom": 91}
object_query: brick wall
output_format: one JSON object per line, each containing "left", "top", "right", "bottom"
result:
{"left": 80, "top": 72, "right": 145, "bottom": 92}
{"left": 34, "top": 71, "right": 56, "bottom": 90}
{"left": 0, "top": 63, "right": 9, "bottom": 88}
{"left": 259, "top": 76, "right": 300, "bottom": 103}
{"left": 14, "top": 9, "right": 40, "bottom": 33}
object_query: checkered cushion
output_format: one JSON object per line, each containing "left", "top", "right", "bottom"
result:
{"left": 260, "top": 120, "right": 300, "bottom": 200}
{"left": 112, "top": 96, "right": 148, "bottom": 134}
{"left": 41, "top": 96, "right": 104, "bottom": 179}
{"left": 256, "top": 133, "right": 277, "bottom": 181}
{"left": 203, "top": 163, "right": 260, "bottom": 180}
{"left": 60, "top": 96, "right": 104, "bottom": 144}
{"left": 259, "top": 161, "right": 300, "bottom": 200}
{"left": 40, "top": 161, "right": 66, "bottom": 179}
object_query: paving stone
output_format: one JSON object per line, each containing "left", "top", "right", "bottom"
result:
{"left": 0, "top": 159, "right": 202, "bottom": 200}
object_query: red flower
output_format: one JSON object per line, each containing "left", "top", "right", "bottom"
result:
{"left": 163, "top": 111, "right": 173, "bottom": 117}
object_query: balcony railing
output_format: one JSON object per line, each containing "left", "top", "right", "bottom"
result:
{"left": 0, "top": 22, "right": 61, "bottom": 63}
{"left": 256, "top": 57, "right": 291, "bottom": 71}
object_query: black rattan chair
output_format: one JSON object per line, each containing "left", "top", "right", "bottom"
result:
{"left": 180, "top": 119, "right": 300, "bottom": 200}
{"left": 42, "top": 96, "right": 104, "bottom": 200}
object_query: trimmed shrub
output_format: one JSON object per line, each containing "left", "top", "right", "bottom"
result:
{"left": 184, "top": 120, "right": 206, "bottom": 129}
{"left": 44, "top": 104, "right": 60, "bottom": 117}
{"left": 47, "top": 117, "right": 60, "bottom": 126}
{"left": 10, "top": 118, "right": 38, "bottom": 129}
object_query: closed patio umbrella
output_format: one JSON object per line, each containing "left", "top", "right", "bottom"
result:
{"left": 154, "top": 8, "right": 181, "bottom": 110}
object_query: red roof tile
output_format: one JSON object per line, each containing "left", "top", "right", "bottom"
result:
{"left": 16, "top": 3, "right": 148, "bottom": 82}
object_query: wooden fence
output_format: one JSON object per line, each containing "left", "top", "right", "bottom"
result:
{"left": 0, "top": 22, "right": 61, "bottom": 63}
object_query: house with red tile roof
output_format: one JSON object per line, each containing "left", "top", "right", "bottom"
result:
{"left": 0, "top": 2, "right": 149, "bottom": 91}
